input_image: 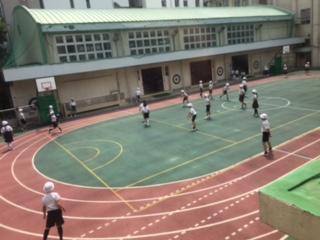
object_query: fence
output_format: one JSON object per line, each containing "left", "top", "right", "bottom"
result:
{"left": 0, "top": 105, "right": 41, "bottom": 132}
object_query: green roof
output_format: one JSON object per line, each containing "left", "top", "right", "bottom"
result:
{"left": 21, "top": 6, "right": 292, "bottom": 25}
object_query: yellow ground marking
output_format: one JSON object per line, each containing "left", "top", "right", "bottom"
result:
{"left": 92, "top": 141, "right": 123, "bottom": 171}
{"left": 152, "top": 119, "right": 235, "bottom": 144}
{"left": 67, "top": 146, "right": 101, "bottom": 163}
{"left": 125, "top": 111, "right": 320, "bottom": 187}
{"left": 51, "top": 138, "right": 136, "bottom": 212}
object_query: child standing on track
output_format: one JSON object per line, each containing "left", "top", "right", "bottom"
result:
{"left": 1, "top": 120, "right": 14, "bottom": 151}
{"left": 239, "top": 84, "right": 247, "bottom": 110}
{"left": 252, "top": 89, "right": 259, "bottom": 117}
{"left": 187, "top": 103, "right": 198, "bottom": 132}
{"left": 220, "top": 82, "right": 230, "bottom": 101}
{"left": 136, "top": 87, "right": 141, "bottom": 103}
{"left": 48, "top": 112, "right": 62, "bottom": 134}
{"left": 242, "top": 76, "right": 248, "bottom": 94}
{"left": 283, "top": 64, "right": 288, "bottom": 78}
{"left": 181, "top": 89, "right": 189, "bottom": 107}
{"left": 304, "top": 61, "right": 310, "bottom": 75}
{"left": 42, "top": 182, "right": 65, "bottom": 240}
{"left": 199, "top": 80, "right": 204, "bottom": 98}
{"left": 141, "top": 100, "right": 150, "bottom": 127}
{"left": 260, "top": 113, "right": 272, "bottom": 155}
{"left": 204, "top": 94, "right": 212, "bottom": 120}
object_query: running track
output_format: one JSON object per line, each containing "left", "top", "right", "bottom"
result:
{"left": 1, "top": 73, "right": 320, "bottom": 240}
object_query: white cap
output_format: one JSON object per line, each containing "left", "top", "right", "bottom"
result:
{"left": 252, "top": 89, "right": 257, "bottom": 94}
{"left": 226, "top": 83, "right": 230, "bottom": 86}
{"left": 260, "top": 113, "right": 268, "bottom": 120}
{"left": 18, "top": 108, "right": 23, "bottom": 112}
{"left": 199, "top": 80, "right": 202, "bottom": 83}
{"left": 187, "top": 103, "right": 193, "bottom": 107}
{"left": 43, "top": 182, "right": 54, "bottom": 193}
{"left": 181, "top": 89, "right": 185, "bottom": 93}
{"left": 2, "top": 120, "right": 8, "bottom": 126}
{"left": 49, "top": 105, "right": 53, "bottom": 109}
{"left": 209, "top": 80, "right": 213, "bottom": 83}
{"left": 242, "top": 76, "right": 247, "bottom": 80}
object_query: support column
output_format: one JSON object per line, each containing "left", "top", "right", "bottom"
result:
{"left": 311, "top": 0, "right": 320, "bottom": 67}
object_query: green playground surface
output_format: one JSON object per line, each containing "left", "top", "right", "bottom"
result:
{"left": 261, "top": 159, "right": 320, "bottom": 217}
{"left": 34, "top": 78, "right": 320, "bottom": 188}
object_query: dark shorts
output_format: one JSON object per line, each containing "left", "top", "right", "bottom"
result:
{"left": 46, "top": 209, "right": 64, "bottom": 228}
{"left": 143, "top": 112, "right": 149, "bottom": 119}
{"left": 239, "top": 94, "right": 245, "bottom": 102}
{"left": 3, "top": 131, "right": 14, "bottom": 143}
{"left": 262, "top": 132, "right": 270, "bottom": 142}
{"left": 192, "top": 114, "right": 197, "bottom": 122}
{"left": 243, "top": 86, "right": 247, "bottom": 92}
{"left": 223, "top": 90, "right": 227, "bottom": 95}
{"left": 20, "top": 118, "right": 26, "bottom": 125}
{"left": 206, "top": 105, "right": 210, "bottom": 113}
{"left": 183, "top": 96, "right": 188, "bottom": 102}
{"left": 71, "top": 106, "right": 77, "bottom": 112}
{"left": 209, "top": 89, "right": 213, "bottom": 94}
{"left": 52, "top": 122, "right": 58, "bottom": 128}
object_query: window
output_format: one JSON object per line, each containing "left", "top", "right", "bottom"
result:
{"left": 301, "top": 8, "right": 311, "bottom": 24}
{"left": 183, "top": 26, "right": 217, "bottom": 50}
{"left": 196, "top": 0, "right": 200, "bottom": 7}
{"left": 162, "top": 0, "right": 167, "bottom": 7}
{"left": 86, "top": 0, "right": 91, "bottom": 8}
{"left": 128, "top": 29, "right": 171, "bottom": 56}
{"left": 70, "top": 0, "right": 74, "bottom": 8}
{"left": 55, "top": 33, "right": 113, "bottom": 63}
{"left": 175, "top": 0, "right": 180, "bottom": 7}
{"left": 227, "top": 24, "right": 255, "bottom": 45}
{"left": 183, "top": 0, "right": 188, "bottom": 7}
{"left": 39, "top": 0, "right": 44, "bottom": 9}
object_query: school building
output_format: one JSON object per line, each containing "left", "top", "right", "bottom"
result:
{"left": 2, "top": 5, "right": 305, "bottom": 115}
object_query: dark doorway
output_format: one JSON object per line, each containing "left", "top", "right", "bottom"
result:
{"left": 190, "top": 60, "right": 212, "bottom": 85}
{"left": 232, "top": 55, "right": 249, "bottom": 75}
{"left": 141, "top": 67, "right": 164, "bottom": 94}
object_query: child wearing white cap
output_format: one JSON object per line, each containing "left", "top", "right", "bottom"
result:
{"left": 242, "top": 77, "right": 248, "bottom": 93}
{"left": 18, "top": 108, "right": 26, "bottom": 131}
{"left": 220, "top": 82, "right": 230, "bottom": 101}
{"left": 42, "top": 181, "right": 65, "bottom": 240}
{"left": 199, "top": 80, "right": 204, "bottom": 98}
{"left": 48, "top": 112, "right": 62, "bottom": 134}
{"left": 141, "top": 100, "right": 151, "bottom": 127}
{"left": 204, "top": 94, "right": 212, "bottom": 120}
{"left": 187, "top": 103, "right": 198, "bottom": 131}
{"left": 136, "top": 87, "right": 141, "bottom": 103}
{"left": 208, "top": 80, "right": 214, "bottom": 99}
{"left": 239, "top": 84, "right": 247, "bottom": 110}
{"left": 181, "top": 89, "right": 189, "bottom": 107}
{"left": 1, "top": 120, "right": 14, "bottom": 150}
{"left": 260, "top": 113, "right": 272, "bottom": 155}
{"left": 252, "top": 89, "right": 259, "bottom": 117}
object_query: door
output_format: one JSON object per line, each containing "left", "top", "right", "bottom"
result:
{"left": 190, "top": 60, "right": 212, "bottom": 85}
{"left": 141, "top": 67, "right": 164, "bottom": 94}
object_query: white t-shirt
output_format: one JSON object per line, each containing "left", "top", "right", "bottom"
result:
{"left": 261, "top": 120, "right": 270, "bottom": 132}
{"left": 70, "top": 100, "right": 76, "bottom": 107}
{"left": 42, "top": 192, "right": 61, "bottom": 211}
{"left": 136, "top": 89, "right": 141, "bottom": 96}
{"left": 209, "top": 83, "right": 213, "bottom": 90}
{"left": 205, "top": 97, "right": 210, "bottom": 105}
{"left": 1, "top": 125, "right": 13, "bottom": 133}
{"left": 142, "top": 105, "right": 150, "bottom": 113}
{"left": 50, "top": 114, "right": 57, "bottom": 123}
{"left": 190, "top": 107, "right": 197, "bottom": 116}
{"left": 199, "top": 83, "right": 203, "bottom": 89}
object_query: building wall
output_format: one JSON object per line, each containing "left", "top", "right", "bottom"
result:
{"left": 10, "top": 79, "right": 37, "bottom": 106}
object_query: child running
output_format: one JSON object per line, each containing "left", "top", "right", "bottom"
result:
{"left": 239, "top": 84, "right": 247, "bottom": 110}
{"left": 242, "top": 76, "right": 248, "bottom": 94}
{"left": 187, "top": 103, "right": 198, "bottom": 132}
{"left": 204, "top": 94, "right": 212, "bottom": 120}
{"left": 181, "top": 89, "right": 189, "bottom": 107}
{"left": 220, "top": 82, "right": 230, "bottom": 101}
{"left": 1, "top": 120, "right": 14, "bottom": 151}
{"left": 18, "top": 108, "right": 27, "bottom": 131}
{"left": 141, "top": 100, "right": 150, "bottom": 127}
{"left": 252, "top": 89, "right": 259, "bottom": 117}
{"left": 199, "top": 80, "right": 204, "bottom": 98}
{"left": 48, "top": 112, "right": 62, "bottom": 134}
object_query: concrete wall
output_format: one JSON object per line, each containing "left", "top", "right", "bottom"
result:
{"left": 10, "top": 80, "right": 37, "bottom": 106}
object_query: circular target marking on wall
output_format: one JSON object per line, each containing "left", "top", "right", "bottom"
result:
{"left": 172, "top": 74, "right": 181, "bottom": 85}
{"left": 217, "top": 66, "right": 224, "bottom": 76}
{"left": 253, "top": 60, "right": 260, "bottom": 69}
{"left": 221, "top": 96, "right": 290, "bottom": 111}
